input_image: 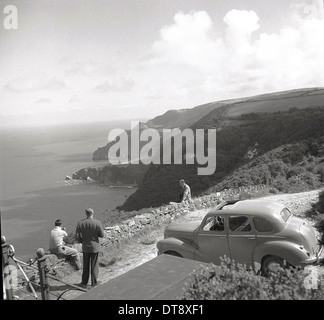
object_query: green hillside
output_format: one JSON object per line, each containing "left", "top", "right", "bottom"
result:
{"left": 120, "top": 107, "right": 324, "bottom": 210}
{"left": 146, "top": 101, "right": 225, "bottom": 129}
{"left": 207, "top": 138, "right": 324, "bottom": 194}
{"left": 92, "top": 87, "right": 324, "bottom": 161}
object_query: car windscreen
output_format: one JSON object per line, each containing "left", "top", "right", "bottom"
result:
{"left": 280, "top": 208, "right": 292, "bottom": 222}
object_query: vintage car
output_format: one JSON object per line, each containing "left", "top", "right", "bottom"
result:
{"left": 157, "top": 199, "right": 324, "bottom": 275}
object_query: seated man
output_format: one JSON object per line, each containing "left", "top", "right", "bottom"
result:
{"left": 49, "top": 219, "right": 81, "bottom": 270}
{"left": 179, "top": 179, "right": 192, "bottom": 203}
{"left": 169, "top": 179, "right": 192, "bottom": 205}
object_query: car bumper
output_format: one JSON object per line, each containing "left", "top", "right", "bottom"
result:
{"left": 316, "top": 246, "right": 324, "bottom": 264}
{"left": 300, "top": 246, "right": 324, "bottom": 266}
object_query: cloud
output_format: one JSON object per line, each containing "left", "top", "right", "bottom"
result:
{"left": 150, "top": 11, "right": 217, "bottom": 69}
{"left": 4, "top": 74, "right": 66, "bottom": 92}
{"left": 66, "top": 61, "right": 117, "bottom": 77}
{"left": 69, "top": 95, "right": 79, "bottom": 103}
{"left": 148, "top": 7, "right": 324, "bottom": 100}
{"left": 224, "top": 9, "right": 260, "bottom": 35}
{"left": 35, "top": 98, "right": 51, "bottom": 104}
{"left": 2, "top": 2, "right": 324, "bottom": 127}
{"left": 223, "top": 10, "right": 260, "bottom": 51}
{"left": 290, "top": 0, "right": 324, "bottom": 19}
{"left": 93, "top": 77, "right": 134, "bottom": 93}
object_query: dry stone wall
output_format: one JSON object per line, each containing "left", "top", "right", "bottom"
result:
{"left": 102, "top": 185, "right": 269, "bottom": 246}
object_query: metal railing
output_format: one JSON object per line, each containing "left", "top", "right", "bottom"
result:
{"left": 2, "top": 236, "right": 87, "bottom": 300}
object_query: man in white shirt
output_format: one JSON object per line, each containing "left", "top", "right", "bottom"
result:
{"left": 179, "top": 179, "right": 192, "bottom": 203}
{"left": 49, "top": 219, "right": 81, "bottom": 270}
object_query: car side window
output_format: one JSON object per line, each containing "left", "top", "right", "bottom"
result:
{"left": 229, "top": 216, "right": 251, "bottom": 232}
{"left": 202, "top": 215, "right": 225, "bottom": 231}
{"left": 253, "top": 217, "right": 273, "bottom": 232}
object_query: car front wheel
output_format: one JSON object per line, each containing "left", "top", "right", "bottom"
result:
{"left": 261, "top": 256, "right": 285, "bottom": 277}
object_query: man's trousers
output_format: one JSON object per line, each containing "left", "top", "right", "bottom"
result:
{"left": 82, "top": 252, "right": 99, "bottom": 286}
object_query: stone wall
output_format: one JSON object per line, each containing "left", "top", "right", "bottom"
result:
{"left": 101, "top": 185, "right": 269, "bottom": 247}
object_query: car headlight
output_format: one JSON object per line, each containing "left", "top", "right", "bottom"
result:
{"left": 300, "top": 245, "right": 310, "bottom": 257}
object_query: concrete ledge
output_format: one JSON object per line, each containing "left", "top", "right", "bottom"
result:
{"left": 76, "top": 255, "right": 207, "bottom": 300}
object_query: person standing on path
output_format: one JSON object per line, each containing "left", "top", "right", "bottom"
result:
{"left": 76, "top": 208, "right": 105, "bottom": 287}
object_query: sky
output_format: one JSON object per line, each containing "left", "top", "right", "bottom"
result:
{"left": 0, "top": 0, "right": 324, "bottom": 127}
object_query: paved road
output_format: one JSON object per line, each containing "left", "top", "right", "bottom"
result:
{"left": 76, "top": 255, "right": 206, "bottom": 300}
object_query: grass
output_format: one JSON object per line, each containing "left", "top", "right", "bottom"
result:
{"left": 99, "top": 248, "right": 122, "bottom": 267}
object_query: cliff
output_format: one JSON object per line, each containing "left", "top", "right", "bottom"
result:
{"left": 120, "top": 107, "right": 324, "bottom": 210}
{"left": 93, "top": 87, "right": 324, "bottom": 161}
{"left": 72, "top": 163, "right": 148, "bottom": 186}
{"left": 78, "top": 87, "right": 324, "bottom": 211}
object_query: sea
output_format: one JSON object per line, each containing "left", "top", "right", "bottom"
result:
{"left": 0, "top": 121, "right": 136, "bottom": 261}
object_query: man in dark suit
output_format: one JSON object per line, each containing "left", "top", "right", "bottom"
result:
{"left": 76, "top": 208, "right": 105, "bottom": 287}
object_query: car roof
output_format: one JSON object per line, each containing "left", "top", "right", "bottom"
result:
{"left": 208, "top": 199, "right": 287, "bottom": 221}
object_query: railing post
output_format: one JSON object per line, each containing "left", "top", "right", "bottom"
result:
{"left": 2, "top": 236, "right": 14, "bottom": 300}
{"left": 36, "top": 248, "right": 49, "bottom": 300}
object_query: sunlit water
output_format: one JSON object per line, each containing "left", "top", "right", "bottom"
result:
{"left": 0, "top": 122, "right": 136, "bottom": 260}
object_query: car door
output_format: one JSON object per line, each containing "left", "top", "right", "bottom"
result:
{"left": 195, "top": 214, "right": 230, "bottom": 264}
{"left": 228, "top": 215, "right": 257, "bottom": 266}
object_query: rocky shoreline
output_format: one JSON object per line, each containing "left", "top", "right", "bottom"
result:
{"left": 71, "top": 163, "right": 147, "bottom": 187}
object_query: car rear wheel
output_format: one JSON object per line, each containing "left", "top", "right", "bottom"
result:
{"left": 164, "top": 251, "right": 183, "bottom": 258}
{"left": 261, "top": 256, "right": 285, "bottom": 277}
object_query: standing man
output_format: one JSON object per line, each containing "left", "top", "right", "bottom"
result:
{"left": 76, "top": 208, "right": 104, "bottom": 288}
{"left": 179, "top": 179, "right": 191, "bottom": 203}
{"left": 49, "top": 219, "right": 81, "bottom": 270}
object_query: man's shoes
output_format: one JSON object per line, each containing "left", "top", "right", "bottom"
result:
{"left": 91, "top": 281, "right": 101, "bottom": 288}
{"left": 76, "top": 282, "right": 90, "bottom": 289}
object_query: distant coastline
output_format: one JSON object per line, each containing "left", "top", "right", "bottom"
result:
{"left": 0, "top": 124, "right": 136, "bottom": 261}
{"left": 108, "top": 185, "right": 137, "bottom": 189}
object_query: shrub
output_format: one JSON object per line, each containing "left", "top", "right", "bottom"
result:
{"left": 314, "top": 190, "right": 324, "bottom": 214}
{"left": 179, "top": 257, "right": 324, "bottom": 300}
{"left": 306, "top": 190, "right": 324, "bottom": 218}
{"left": 239, "top": 191, "right": 253, "bottom": 200}
{"left": 315, "top": 218, "right": 324, "bottom": 247}
{"left": 268, "top": 187, "right": 280, "bottom": 194}
{"left": 318, "top": 165, "right": 324, "bottom": 182}
{"left": 99, "top": 248, "right": 121, "bottom": 267}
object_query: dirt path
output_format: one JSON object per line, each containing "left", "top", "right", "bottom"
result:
{"left": 260, "top": 190, "right": 320, "bottom": 218}
{"left": 60, "top": 189, "right": 322, "bottom": 299}
{"left": 59, "top": 208, "right": 210, "bottom": 299}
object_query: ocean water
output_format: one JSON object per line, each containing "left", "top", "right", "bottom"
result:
{"left": 0, "top": 122, "right": 136, "bottom": 261}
